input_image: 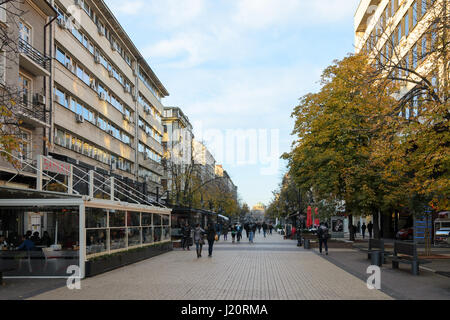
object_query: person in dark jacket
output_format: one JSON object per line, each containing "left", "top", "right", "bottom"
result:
{"left": 262, "top": 222, "right": 268, "bottom": 238}
{"left": 317, "top": 223, "right": 329, "bottom": 255}
{"left": 181, "top": 222, "right": 192, "bottom": 251}
{"left": 18, "top": 236, "right": 35, "bottom": 251}
{"left": 206, "top": 223, "right": 217, "bottom": 257}
{"left": 367, "top": 221, "right": 374, "bottom": 239}
{"left": 41, "top": 231, "right": 53, "bottom": 247}
{"left": 361, "top": 223, "right": 367, "bottom": 239}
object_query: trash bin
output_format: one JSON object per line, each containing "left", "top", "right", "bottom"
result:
{"left": 303, "top": 238, "right": 310, "bottom": 249}
{"left": 371, "top": 250, "right": 382, "bottom": 267}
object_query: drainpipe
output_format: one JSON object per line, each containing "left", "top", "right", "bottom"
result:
{"left": 43, "top": 14, "right": 57, "bottom": 157}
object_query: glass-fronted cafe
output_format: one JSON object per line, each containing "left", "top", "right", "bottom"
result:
{"left": 0, "top": 187, "right": 171, "bottom": 279}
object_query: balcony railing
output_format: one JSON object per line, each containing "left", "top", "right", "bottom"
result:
{"left": 17, "top": 100, "right": 48, "bottom": 124}
{"left": 19, "top": 39, "right": 51, "bottom": 72}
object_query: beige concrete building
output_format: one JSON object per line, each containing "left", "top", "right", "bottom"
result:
{"left": 162, "top": 106, "right": 194, "bottom": 192}
{"left": 355, "top": 0, "right": 446, "bottom": 107}
{"left": 192, "top": 139, "right": 216, "bottom": 184}
{"left": 50, "top": 0, "right": 168, "bottom": 201}
{"left": 0, "top": 0, "right": 56, "bottom": 188}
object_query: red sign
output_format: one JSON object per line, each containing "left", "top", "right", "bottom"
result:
{"left": 42, "top": 157, "right": 72, "bottom": 175}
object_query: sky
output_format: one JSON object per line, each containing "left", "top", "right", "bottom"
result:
{"left": 104, "top": 0, "right": 361, "bottom": 208}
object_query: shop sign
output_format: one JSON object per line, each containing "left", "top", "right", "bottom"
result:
{"left": 42, "top": 157, "right": 72, "bottom": 175}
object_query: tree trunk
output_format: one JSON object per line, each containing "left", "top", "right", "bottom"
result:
{"left": 373, "top": 210, "right": 381, "bottom": 240}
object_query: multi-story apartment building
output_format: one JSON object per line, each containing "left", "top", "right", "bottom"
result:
{"left": 0, "top": 0, "right": 56, "bottom": 188}
{"left": 355, "top": 0, "right": 446, "bottom": 106}
{"left": 192, "top": 139, "right": 216, "bottom": 184}
{"left": 215, "top": 165, "right": 238, "bottom": 201}
{"left": 162, "top": 106, "right": 194, "bottom": 192}
{"left": 50, "top": 0, "right": 168, "bottom": 201}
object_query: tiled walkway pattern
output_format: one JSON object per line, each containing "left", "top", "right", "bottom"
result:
{"left": 31, "top": 233, "right": 391, "bottom": 300}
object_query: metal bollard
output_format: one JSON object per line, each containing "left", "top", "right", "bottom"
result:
{"left": 371, "top": 250, "right": 382, "bottom": 267}
{"left": 303, "top": 238, "right": 310, "bottom": 250}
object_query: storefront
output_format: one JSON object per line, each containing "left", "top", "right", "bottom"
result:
{"left": 0, "top": 188, "right": 171, "bottom": 279}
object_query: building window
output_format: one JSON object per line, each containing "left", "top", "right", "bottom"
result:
{"left": 19, "top": 73, "right": 32, "bottom": 105}
{"left": 19, "top": 20, "right": 32, "bottom": 44}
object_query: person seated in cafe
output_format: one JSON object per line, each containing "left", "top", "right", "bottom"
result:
{"left": 41, "top": 231, "right": 52, "bottom": 247}
{"left": 17, "top": 235, "right": 36, "bottom": 251}
{"left": 30, "top": 232, "right": 41, "bottom": 245}
{"left": 0, "top": 236, "right": 8, "bottom": 249}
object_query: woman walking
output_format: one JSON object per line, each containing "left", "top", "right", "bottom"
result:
{"left": 231, "top": 224, "right": 237, "bottom": 243}
{"left": 193, "top": 224, "right": 205, "bottom": 258}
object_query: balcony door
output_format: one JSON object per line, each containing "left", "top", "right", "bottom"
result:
{"left": 19, "top": 73, "right": 32, "bottom": 105}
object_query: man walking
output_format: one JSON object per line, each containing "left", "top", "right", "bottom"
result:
{"left": 181, "top": 222, "right": 192, "bottom": 251}
{"left": 361, "top": 222, "right": 367, "bottom": 239}
{"left": 206, "top": 223, "right": 217, "bottom": 258}
{"left": 269, "top": 224, "right": 273, "bottom": 235}
{"left": 262, "top": 222, "right": 268, "bottom": 238}
{"left": 231, "top": 224, "right": 237, "bottom": 243}
{"left": 249, "top": 223, "right": 255, "bottom": 243}
{"left": 317, "top": 223, "right": 329, "bottom": 255}
{"left": 367, "top": 221, "right": 374, "bottom": 239}
{"left": 237, "top": 224, "right": 242, "bottom": 242}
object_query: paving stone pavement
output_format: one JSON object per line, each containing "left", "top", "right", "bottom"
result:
{"left": 29, "top": 233, "right": 392, "bottom": 300}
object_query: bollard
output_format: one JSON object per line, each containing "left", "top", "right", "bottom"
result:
{"left": 303, "top": 238, "right": 311, "bottom": 250}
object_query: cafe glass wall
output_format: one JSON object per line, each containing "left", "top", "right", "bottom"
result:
{"left": 0, "top": 206, "right": 80, "bottom": 277}
{"left": 85, "top": 208, "right": 170, "bottom": 258}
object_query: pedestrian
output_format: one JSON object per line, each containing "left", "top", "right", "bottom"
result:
{"left": 257, "top": 223, "right": 262, "bottom": 234}
{"left": 367, "top": 221, "right": 374, "bottom": 239}
{"left": 223, "top": 225, "right": 229, "bottom": 241}
{"left": 206, "top": 223, "right": 217, "bottom": 258}
{"left": 237, "top": 224, "right": 242, "bottom": 242}
{"left": 269, "top": 224, "right": 273, "bottom": 235}
{"left": 181, "top": 222, "right": 192, "bottom": 251}
{"left": 231, "top": 224, "right": 237, "bottom": 243}
{"left": 317, "top": 222, "right": 329, "bottom": 255}
{"left": 291, "top": 226, "right": 296, "bottom": 240}
{"left": 357, "top": 221, "right": 361, "bottom": 234}
{"left": 262, "top": 222, "right": 268, "bottom": 238}
{"left": 193, "top": 224, "right": 205, "bottom": 258}
{"left": 361, "top": 222, "right": 367, "bottom": 239}
{"left": 244, "top": 223, "right": 249, "bottom": 239}
{"left": 249, "top": 223, "right": 255, "bottom": 243}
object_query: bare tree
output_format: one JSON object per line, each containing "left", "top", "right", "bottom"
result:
{"left": 0, "top": 0, "right": 31, "bottom": 166}
{"left": 365, "top": 0, "right": 449, "bottom": 113}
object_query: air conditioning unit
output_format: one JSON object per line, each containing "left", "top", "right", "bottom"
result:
{"left": 74, "top": 0, "right": 82, "bottom": 7}
{"left": 122, "top": 113, "right": 129, "bottom": 121}
{"left": 34, "top": 94, "right": 45, "bottom": 105}
{"left": 108, "top": 69, "right": 114, "bottom": 77}
{"left": 108, "top": 129, "right": 114, "bottom": 135}
{"left": 132, "top": 94, "right": 137, "bottom": 102}
{"left": 98, "top": 92, "right": 106, "bottom": 101}
{"left": 75, "top": 114, "right": 84, "bottom": 123}
{"left": 90, "top": 82, "right": 96, "bottom": 90}
{"left": 110, "top": 42, "right": 116, "bottom": 51}
{"left": 144, "top": 154, "right": 149, "bottom": 160}
{"left": 54, "top": 94, "right": 60, "bottom": 104}
{"left": 145, "top": 107, "right": 150, "bottom": 115}
{"left": 65, "top": 62, "right": 74, "bottom": 73}
{"left": 94, "top": 55, "right": 100, "bottom": 64}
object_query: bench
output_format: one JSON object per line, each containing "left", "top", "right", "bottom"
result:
{"left": 391, "top": 241, "right": 431, "bottom": 276}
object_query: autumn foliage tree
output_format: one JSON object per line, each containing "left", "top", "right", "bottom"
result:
{"left": 284, "top": 52, "right": 449, "bottom": 239}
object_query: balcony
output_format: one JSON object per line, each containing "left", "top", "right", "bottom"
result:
{"left": 17, "top": 99, "right": 49, "bottom": 127}
{"left": 19, "top": 39, "right": 51, "bottom": 76}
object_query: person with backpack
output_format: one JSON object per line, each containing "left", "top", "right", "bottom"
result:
{"left": 317, "top": 222, "right": 330, "bottom": 255}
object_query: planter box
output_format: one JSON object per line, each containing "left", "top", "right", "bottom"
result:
{"left": 85, "top": 242, "right": 173, "bottom": 277}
